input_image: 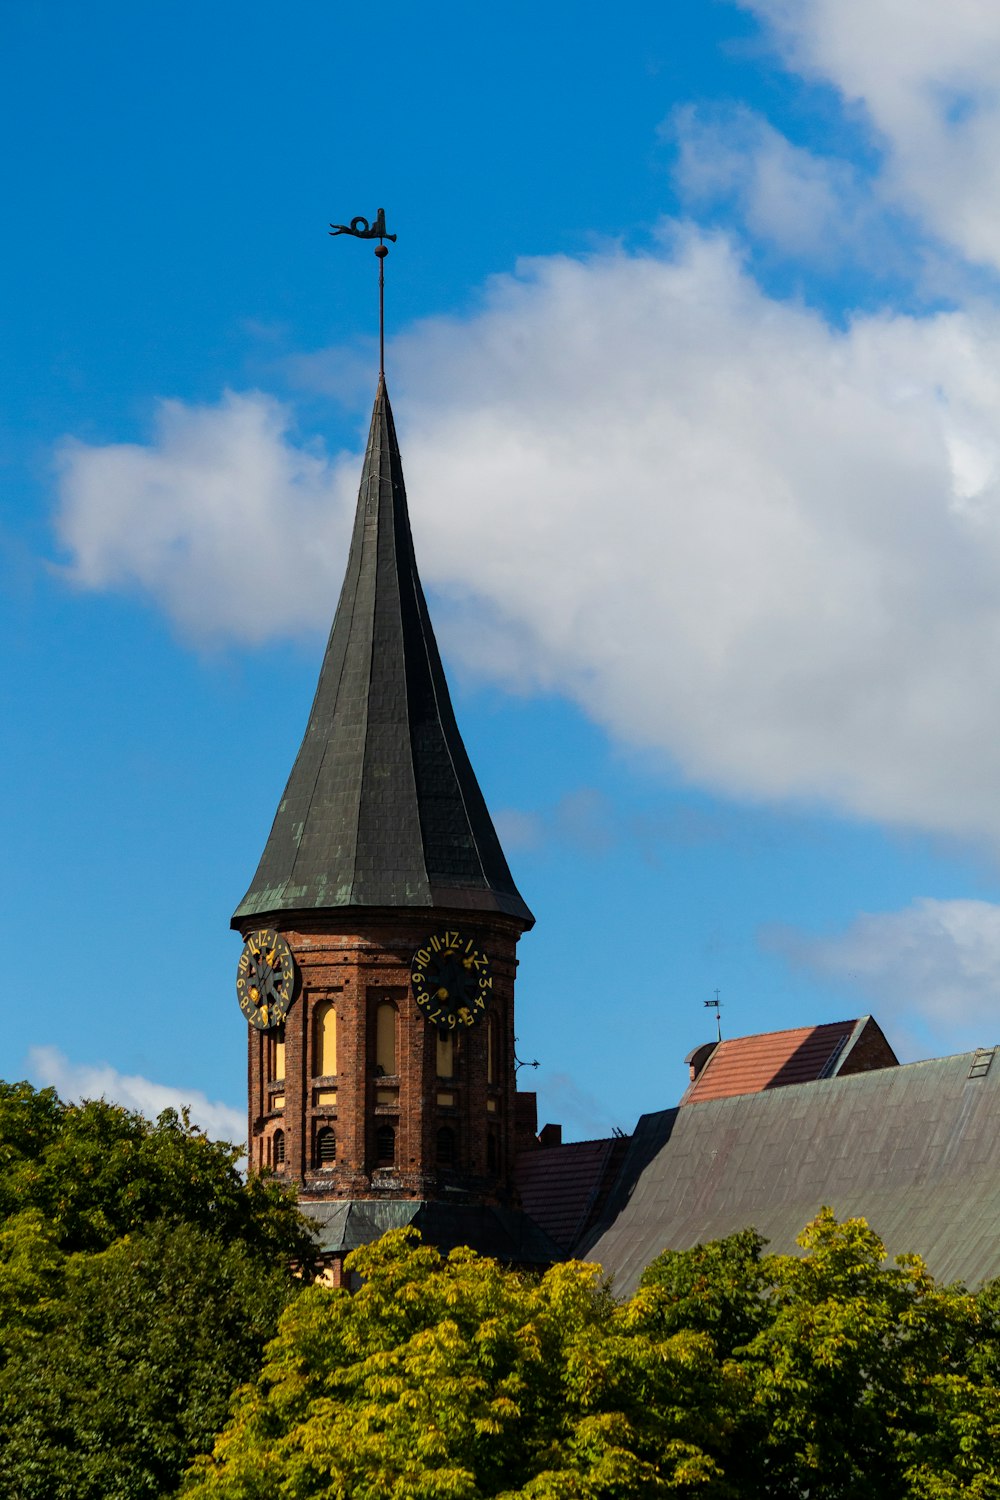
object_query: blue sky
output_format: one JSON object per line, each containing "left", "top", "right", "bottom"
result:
{"left": 8, "top": 0, "right": 1000, "bottom": 1141}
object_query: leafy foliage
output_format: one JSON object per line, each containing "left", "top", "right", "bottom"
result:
{"left": 640, "top": 1209, "right": 1000, "bottom": 1499}
{"left": 184, "top": 1229, "right": 738, "bottom": 1499}
{"left": 636, "top": 1224, "right": 769, "bottom": 1358}
{"left": 0, "top": 1080, "right": 313, "bottom": 1260}
{"left": 0, "top": 1080, "right": 315, "bottom": 1500}
{"left": 187, "top": 1213, "right": 1000, "bottom": 1500}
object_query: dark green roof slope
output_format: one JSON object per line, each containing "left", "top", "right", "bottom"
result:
{"left": 581, "top": 1048, "right": 1000, "bottom": 1294}
{"left": 233, "top": 378, "right": 533, "bottom": 928}
{"left": 301, "top": 1199, "right": 562, "bottom": 1265}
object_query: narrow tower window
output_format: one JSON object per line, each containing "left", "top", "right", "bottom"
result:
{"left": 273, "top": 1026, "right": 286, "bottom": 1082}
{"left": 487, "top": 1013, "right": 497, "bottom": 1086}
{"left": 436, "top": 1031, "right": 454, "bottom": 1078}
{"left": 487, "top": 1129, "right": 498, "bottom": 1174}
{"left": 315, "top": 1126, "right": 336, "bottom": 1169}
{"left": 314, "top": 1001, "right": 337, "bottom": 1077}
{"left": 376, "top": 1001, "right": 397, "bottom": 1076}
{"left": 375, "top": 1123, "right": 396, "bottom": 1166}
{"left": 436, "top": 1126, "right": 456, "bottom": 1166}
{"left": 272, "top": 1128, "right": 286, "bottom": 1168}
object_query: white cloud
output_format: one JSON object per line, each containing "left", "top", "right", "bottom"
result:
{"left": 52, "top": 230, "right": 1000, "bottom": 848}
{"left": 670, "top": 104, "right": 884, "bottom": 267}
{"left": 55, "top": 391, "right": 357, "bottom": 642}
{"left": 394, "top": 236, "right": 1000, "bottom": 848}
{"left": 765, "top": 897, "right": 1000, "bottom": 1053}
{"left": 743, "top": 0, "right": 1000, "bottom": 274}
{"left": 28, "top": 1045, "right": 246, "bottom": 1144}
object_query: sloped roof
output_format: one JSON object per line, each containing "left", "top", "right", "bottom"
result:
{"left": 582, "top": 1047, "right": 1000, "bottom": 1295}
{"left": 515, "top": 1137, "right": 631, "bottom": 1252}
{"left": 681, "top": 1016, "right": 894, "bottom": 1104}
{"left": 233, "top": 378, "right": 533, "bottom": 929}
{"left": 301, "top": 1198, "right": 561, "bottom": 1264}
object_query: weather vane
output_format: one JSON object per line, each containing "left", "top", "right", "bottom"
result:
{"left": 329, "top": 207, "right": 397, "bottom": 379}
{"left": 705, "top": 989, "right": 723, "bottom": 1042}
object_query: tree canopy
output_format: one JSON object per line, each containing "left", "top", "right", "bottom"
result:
{"left": 0, "top": 1079, "right": 311, "bottom": 1259}
{"left": 0, "top": 1081, "right": 316, "bottom": 1500}
{"left": 184, "top": 1230, "right": 735, "bottom": 1500}
{"left": 184, "top": 1212, "right": 1000, "bottom": 1500}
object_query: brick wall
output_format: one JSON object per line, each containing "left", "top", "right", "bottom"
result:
{"left": 840, "top": 1016, "right": 899, "bottom": 1075}
{"left": 240, "top": 909, "right": 527, "bottom": 1207}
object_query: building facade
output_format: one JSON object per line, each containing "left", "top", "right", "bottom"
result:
{"left": 230, "top": 378, "right": 556, "bottom": 1269}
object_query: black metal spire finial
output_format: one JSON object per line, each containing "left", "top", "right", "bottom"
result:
{"left": 329, "top": 208, "right": 397, "bottom": 378}
{"left": 704, "top": 989, "right": 723, "bottom": 1042}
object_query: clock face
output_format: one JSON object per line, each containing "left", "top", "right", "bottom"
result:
{"left": 411, "top": 930, "right": 493, "bottom": 1030}
{"left": 237, "top": 930, "right": 296, "bottom": 1032}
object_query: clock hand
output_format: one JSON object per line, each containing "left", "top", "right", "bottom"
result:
{"left": 436, "top": 958, "right": 458, "bottom": 1001}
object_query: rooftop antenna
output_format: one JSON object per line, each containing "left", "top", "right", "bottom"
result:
{"left": 705, "top": 989, "right": 723, "bottom": 1043}
{"left": 329, "top": 207, "right": 397, "bottom": 379}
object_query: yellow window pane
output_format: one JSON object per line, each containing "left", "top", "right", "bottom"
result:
{"left": 376, "top": 1002, "right": 396, "bottom": 1076}
{"left": 436, "top": 1032, "right": 454, "bottom": 1078}
{"left": 314, "top": 1001, "right": 337, "bottom": 1077}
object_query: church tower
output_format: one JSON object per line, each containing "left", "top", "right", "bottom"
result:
{"left": 231, "top": 376, "right": 538, "bottom": 1226}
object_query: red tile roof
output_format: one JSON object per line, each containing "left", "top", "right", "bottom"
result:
{"left": 681, "top": 1019, "right": 873, "bottom": 1105}
{"left": 515, "top": 1137, "right": 630, "bottom": 1252}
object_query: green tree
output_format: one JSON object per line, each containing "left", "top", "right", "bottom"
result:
{"left": 0, "top": 1080, "right": 317, "bottom": 1500}
{"left": 643, "top": 1209, "right": 1000, "bottom": 1499}
{"left": 183, "top": 1229, "right": 738, "bottom": 1500}
{"left": 187, "top": 1214, "right": 1000, "bottom": 1500}
{"left": 0, "top": 1080, "right": 313, "bottom": 1261}
{"left": 636, "top": 1225, "right": 769, "bottom": 1358}
{"left": 744, "top": 1211, "right": 1000, "bottom": 1499}
{"left": 0, "top": 1219, "right": 295, "bottom": 1500}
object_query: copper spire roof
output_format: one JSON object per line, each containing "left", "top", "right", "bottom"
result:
{"left": 232, "top": 377, "right": 534, "bottom": 929}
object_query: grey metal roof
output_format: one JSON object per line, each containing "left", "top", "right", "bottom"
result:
{"left": 233, "top": 377, "right": 533, "bottom": 929}
{"left": 581, "top": 1048, "right": 1000, "bottom": 1295}
{"left": 301, "top": 1198, "right": 562, "bottom": 1265}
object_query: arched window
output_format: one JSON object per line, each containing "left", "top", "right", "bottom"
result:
{"left": 487, "top": 1129, "right": 498, "bottom": 1174}
{"left": 436, "top": 1126, "right": 455, "bottom": 1166}
{"left": 315, "top": 1126, "right": 336, "bottom": 1169}
{"left": 314, "top": 1001, "right": 337, "bottom": 1077}
{"left": 487, "top": 1014, "right": 497, "bottom": 1086}
{"left": 273, "top": 1128, "right": 285, "bottom": 1168}
{"left": 436, "top": 1031, "right": 454, "bottom": 1078}
{"left": 375, "top": 1123, "right": 396, "bottom": 1166}
{"left": 273, "top": 1026, "right": 286, "bottom": 1082}
{"left": 375, "top": 1002, "right": 397, "bottom": 1076}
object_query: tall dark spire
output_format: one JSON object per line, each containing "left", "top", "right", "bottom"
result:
{"left": 233, "top": 379, "right": 534, "bottom": 929}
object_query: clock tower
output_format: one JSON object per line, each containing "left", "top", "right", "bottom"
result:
{"left": 232, "top": 377, "right": 548, "bottom": 1262}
